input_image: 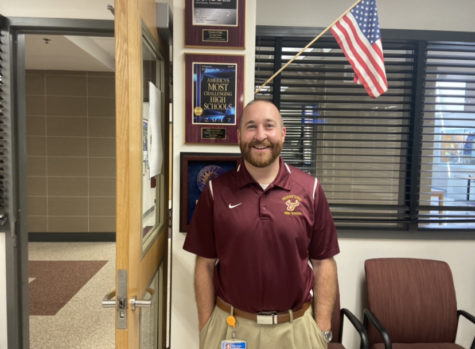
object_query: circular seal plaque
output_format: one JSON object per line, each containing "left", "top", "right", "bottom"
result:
{"left": 197, "top": 165, "right": 225, "bottom": 192}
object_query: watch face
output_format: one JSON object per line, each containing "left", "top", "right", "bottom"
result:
{"left": 323, "top": 331, "right": 333, "bottom": 342}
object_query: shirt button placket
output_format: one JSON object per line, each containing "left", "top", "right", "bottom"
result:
{"left": 259, "top": 192, "right": 270, "bottom": 219}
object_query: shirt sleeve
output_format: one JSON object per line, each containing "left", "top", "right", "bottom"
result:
{"left": 309, "top": 182, "right": 340, "bottom": 260}
{"left": 183, "top": 183, "right": 218, "bottom": 258}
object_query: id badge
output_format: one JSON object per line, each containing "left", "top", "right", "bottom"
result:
{"left": 221, "top": 339, "right": 247, "bottom": 349}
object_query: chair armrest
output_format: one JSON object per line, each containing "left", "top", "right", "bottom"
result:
{"left": 340, "top": 308, "right": 369, "bottom": 349}
{"left": 363, "top": 308, "right": 392, "bottom": 349}
{"left": 457, "top": 309, "right": 475, "bottom": 324}
{"left": 457, "top": 309, "right": 475, "bottom": 349}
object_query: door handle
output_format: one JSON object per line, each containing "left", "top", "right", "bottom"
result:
{"left": 102, "top": 288, "right": 127, "bottom": 329}
{"left": 105, "top": 270, "right": 128, "bottom": 329}
{"left": 102, "top": 288, "right": 154, "bottom": 311}
{"left": 101, "top": 290, "right": 127, "bottom": 311}
{"left": 102, "top": 290, "right": 117, "bottom": 308}
{"left": 129, "top": 288, "right": 155, "bottom": 311}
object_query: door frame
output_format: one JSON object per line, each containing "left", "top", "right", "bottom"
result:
{"left": 4, "top": 17, "right": 114, "bottom": 348}
{"left": 1, "top": 15, "right": 29, "bottom": 349}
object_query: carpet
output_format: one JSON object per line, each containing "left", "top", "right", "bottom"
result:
{"left": 29, "top": 260, "right": 107, "bottom": 316}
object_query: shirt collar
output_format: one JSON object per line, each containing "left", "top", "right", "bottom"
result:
{"left": 236, "top": 157, "right": 291, "bottom": 191}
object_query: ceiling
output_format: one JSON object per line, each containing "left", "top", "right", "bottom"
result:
{"left": 25, "top": 34, "right": 115, "bottom": 72}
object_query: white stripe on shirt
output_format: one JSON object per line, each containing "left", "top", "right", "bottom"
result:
{"left": 284, "top": 163, "right": 292, "bottom": 174}
{"left": 313, "top": 178, "right": 318, "bottom": 200}
{"left": 209, "top": 180, "right": 214, "bottom": 200}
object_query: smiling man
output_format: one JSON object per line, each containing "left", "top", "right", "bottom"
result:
{"left": 239, "top": 100, "right": 285, "bottom": 169}
{"left": 184, "top": 100, "right": 340, "bottom": 349}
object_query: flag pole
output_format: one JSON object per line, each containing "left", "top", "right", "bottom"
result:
{"left": 254, "top": 0, "right": 363, "bottom": 95}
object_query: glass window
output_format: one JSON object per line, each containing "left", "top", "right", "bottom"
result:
{"left": 420, "top": 43, "right": 475, "bottom": 228}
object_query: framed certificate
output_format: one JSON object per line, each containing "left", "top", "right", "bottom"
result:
{"left": 185, "top": 0, "right": 245, "bottom": 48}
{"left": 185, "top": 54, "right": 244, "bottom": 144}
{"left": 180, "top": 152, "right": 241, "bottom": 232}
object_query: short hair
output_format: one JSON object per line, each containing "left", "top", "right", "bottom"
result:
{"left": 238, "top": 99, "right": 283, "bottom": 130}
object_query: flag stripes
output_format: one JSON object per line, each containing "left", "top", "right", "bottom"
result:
{"left": 331, "top": 0, "right": 388, "bottom": 98}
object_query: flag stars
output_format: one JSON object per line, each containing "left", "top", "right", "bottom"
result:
{"left": 350, "top": 0, "right": 381, "bottom": 43}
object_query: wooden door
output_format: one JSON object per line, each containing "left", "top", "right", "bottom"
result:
{"left": 114, "top": 0, "right": 169, "bottom": 347}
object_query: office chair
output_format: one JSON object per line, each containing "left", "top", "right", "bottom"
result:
{"left": 363, "top": 258, "right": 475, "bottom": 349}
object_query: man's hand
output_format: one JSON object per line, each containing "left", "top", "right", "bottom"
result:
{"left": 194, "top": 256, "right": 217, "bottom": 331}
{"left": 311, "top": 257, "right": 338, "bottom": 331}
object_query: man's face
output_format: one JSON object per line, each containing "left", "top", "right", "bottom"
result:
{"left": 237, "top": 101, "right": 286, "bottom": 168}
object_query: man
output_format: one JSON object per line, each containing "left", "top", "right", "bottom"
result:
{"left": 184, "top": 100, "right": 339, "bottom": 349}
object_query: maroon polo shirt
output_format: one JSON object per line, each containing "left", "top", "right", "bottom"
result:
{"left": 183, "top": 157, "right": 339, "bottom": 313}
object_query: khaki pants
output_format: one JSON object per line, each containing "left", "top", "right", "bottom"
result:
{"left": 199, "top": 305, "right": 328, "bottom": 349}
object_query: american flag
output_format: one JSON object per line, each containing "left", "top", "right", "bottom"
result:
{"left": 331, "top": 0, "right": 388, "bottom": 98}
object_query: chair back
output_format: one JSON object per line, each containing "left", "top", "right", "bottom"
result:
{"left": 365, "top": 258, "right": 458, "bottom": 344}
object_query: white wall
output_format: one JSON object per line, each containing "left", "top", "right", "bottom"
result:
{"left": 256, "top": 0, "right": 475, "bottom": 32}
{"left": 0, "top": 234, "right": 6, "bottom": 348}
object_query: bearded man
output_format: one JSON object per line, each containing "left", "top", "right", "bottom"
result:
{"left": 184, "top": 100, "right": 340, "bottom": 349}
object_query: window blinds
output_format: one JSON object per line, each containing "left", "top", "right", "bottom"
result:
{"left": 419, "top": 41, "right": 475, "bottom": 228}
{"left": 255, "top": 32, "right": 475, "bottom": 231}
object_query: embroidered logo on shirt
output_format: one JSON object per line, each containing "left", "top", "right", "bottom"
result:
{"left": 228, "top": 202, "right": 242, "bottom": 209}
{"left": 282, "top": 195, "right": 303, "bottom": 216}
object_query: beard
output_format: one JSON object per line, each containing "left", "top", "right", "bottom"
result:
{"left": 240, "top": 139, "right": 283, "bottom": 168}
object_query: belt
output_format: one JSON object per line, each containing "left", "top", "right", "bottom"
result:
{"left": 216, "top": 297, "right": 311, "bottom": 325}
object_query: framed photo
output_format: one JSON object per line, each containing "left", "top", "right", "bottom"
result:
{"left": 185, "top": 0, "right": 245, "bottom": 48}
{"left": 185, "top": 54, "right": 244, "bottom": 144}
{"left": 180, "top": 152, "right": 241, "bottom": 232}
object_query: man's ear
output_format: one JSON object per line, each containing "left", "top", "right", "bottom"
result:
{"left": 281, "top": 126, "right": 287, "bottom": 142}
{"left": 237, "top": 128, "right": 241, "bottom": 145}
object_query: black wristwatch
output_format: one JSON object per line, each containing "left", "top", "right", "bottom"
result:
{"left": 322, "top": 330, "right": 333, "bottom": 343}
